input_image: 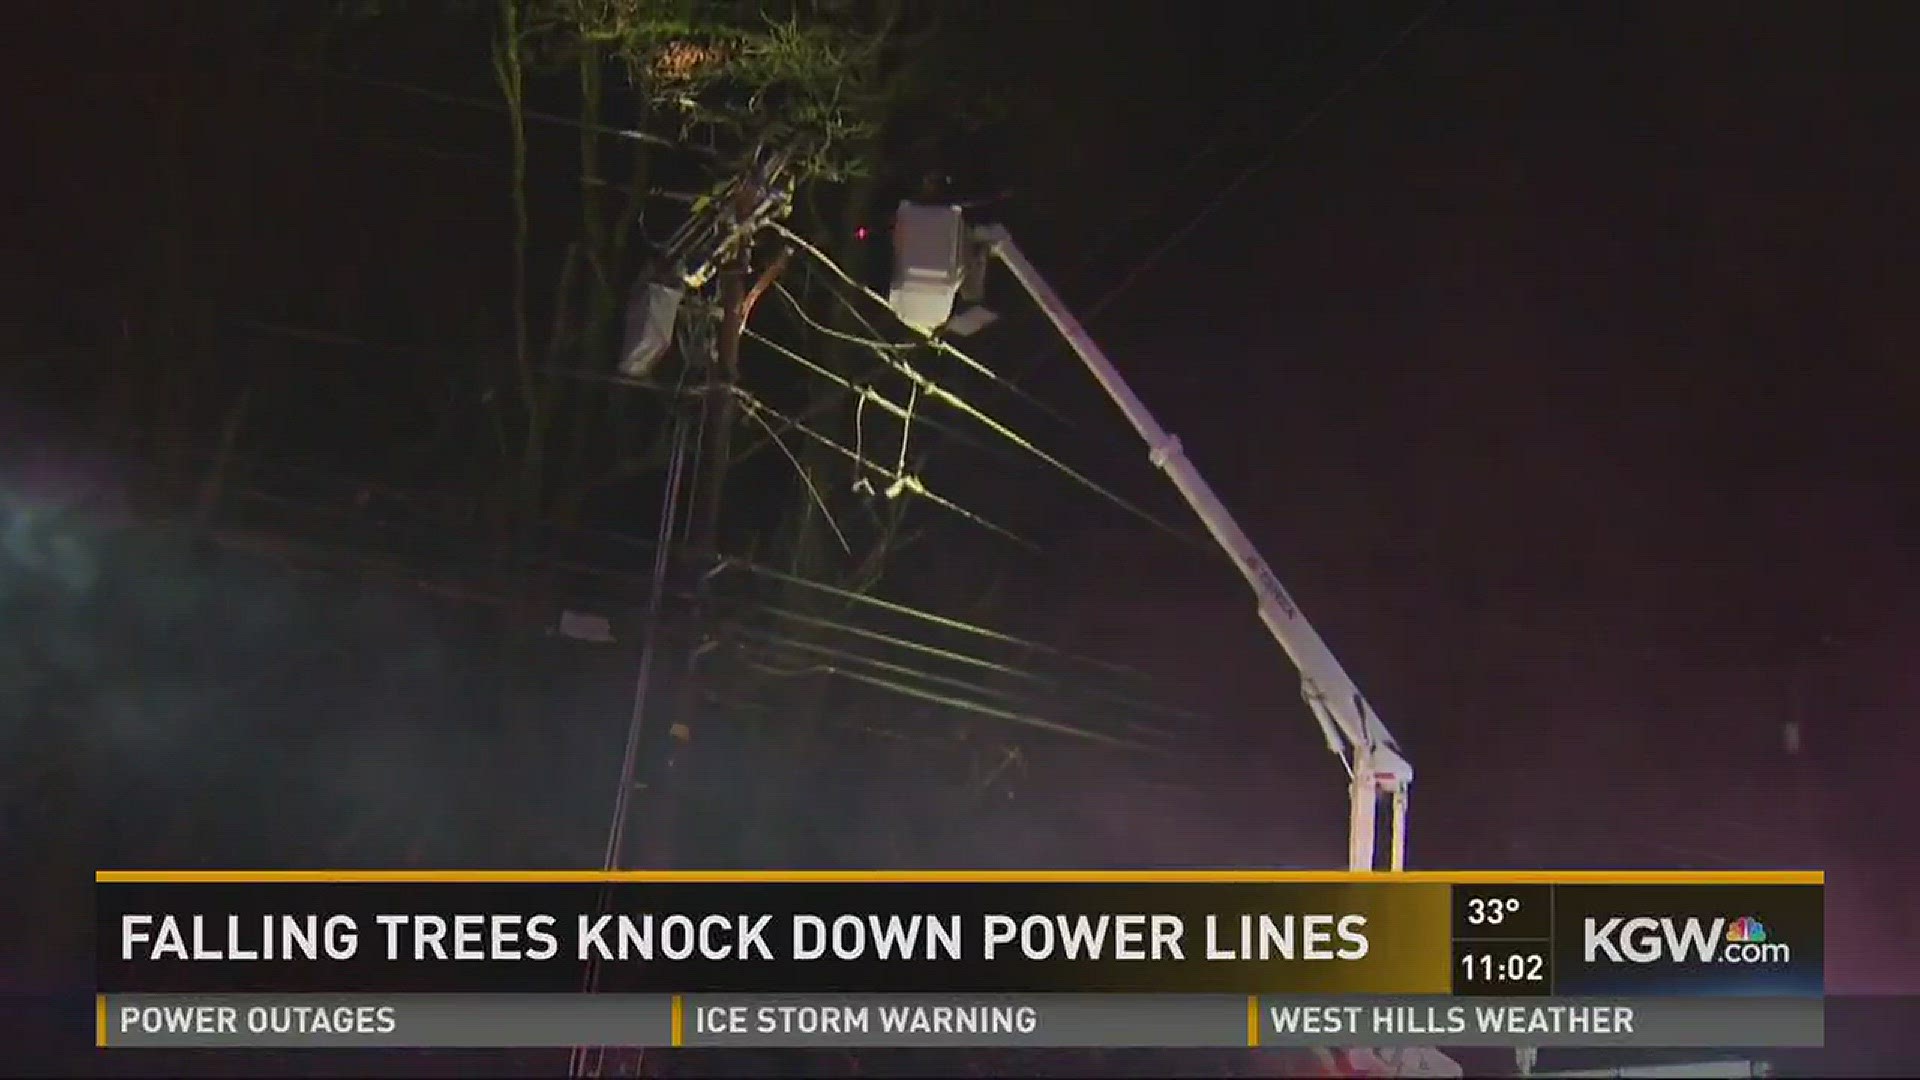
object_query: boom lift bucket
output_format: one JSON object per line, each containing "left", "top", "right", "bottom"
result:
{"left": 888, "top": 201, "right": 967, "bottom": 333}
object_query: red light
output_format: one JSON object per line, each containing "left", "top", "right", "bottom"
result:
{"left": 855, "top": 226, "right": 869, "bottom": 240}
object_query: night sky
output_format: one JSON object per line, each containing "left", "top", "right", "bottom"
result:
{"left": 13, "top": 0, "right": 1918, "bottom": 1004}
{"left": 1001, "top": 4, "right": 1919, "bottom": 987}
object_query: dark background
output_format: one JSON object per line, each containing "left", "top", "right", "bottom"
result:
{"left": 8, "top": 0, "right": 1920, "bottom": 1073}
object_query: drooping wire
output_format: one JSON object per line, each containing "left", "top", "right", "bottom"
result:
{"left": 779, "top": 270, "right": 1205, "bottom": 550}
{"left": 891, "top": 383, "right": 919, "bottom": 488}
{"left": 772, "top": 269, "right": 1077, "bottom": 429}
{"left": 740, "top": 324, "right": 1006, "bottom": 461}
{"left": 736, "top": 392, "right": 853, "bottom": 555}
{"left": 735, "top": 352, "right": 945, "bottom": 466}
{"left": 731, "top": 387, "right": 1037, "bottom": 551}
{"left": 757, "top": 259, "right": 1205, "bottom": 550}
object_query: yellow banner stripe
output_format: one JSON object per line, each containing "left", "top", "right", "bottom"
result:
{"left": 93, "top": 869, "right": 1825, "bottom": 885}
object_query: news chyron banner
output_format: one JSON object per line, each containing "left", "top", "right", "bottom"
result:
{"left": 95, "top": 871, "right": 1824, "bottom": 1051}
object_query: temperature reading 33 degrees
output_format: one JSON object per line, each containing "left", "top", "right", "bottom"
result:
{"left": 1469, "top": 897, "right": 1521, "bottom": 927}
{"left": 1451, "top": 884, "right": 1553, "bottom": 997}
{"left": 1452, "top": 885, "right": 1551, "bottom": 941}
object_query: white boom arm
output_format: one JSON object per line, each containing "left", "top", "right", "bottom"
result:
{"left": 978, "top": 226, "right": 1413, "bottom": 873}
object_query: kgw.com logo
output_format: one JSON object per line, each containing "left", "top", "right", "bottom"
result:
{"left": 1583, "top": 915, "right": 1789, "bottom": 964}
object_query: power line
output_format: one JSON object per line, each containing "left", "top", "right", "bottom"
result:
{"left": 573, "top": 413, "right": 690, "bottom": 1080}
{"left": 1037, "top": 38, "right": 1343, "bottom": 294}
{"left": 728, "top": 623, "right": 1135, "bottom": 735}
{"left": 559, "top": 599, "right": 1054, "bottom": 743}
{"left": 733, "top": 353, "right": 952, "bottom": 464}
{"left": 255, "top": 55, "right": 683, "bottom": 151}
{"left": 714, "top": 558, "right": 1147, "bottom": 677}
{"left": 730, "top": 386, "right": 1038, "bottom": 551}
{"left": 721, "top": 599, "right": 1190, "bottom": 734}
{"left": 742, "top": 326, "right": 981, "bottom": 459}
{"left": 737, "top": 648, "right": 1150, "bottom": 750}
{"left": 778, "top": 272, "right": 1078, "bottom": 430}
{"left": 727, "top": 597, "right": 1204, "bottom": 729}
{"left": 1072, "top": 1, "right": 1448, "bottom": 324}
{"left": 812, "top": 286, "right": 1205, "bottom": 552}
{"left": 566, "top": 562, "right": 1204, "bottom": 746}
{"left": 544, "top": 548, "right": 1154, "bottom": 680}
{"left": 266, "top": 52, "right": 1189, "bottom": 550}
{"left": 734, "top": 389, "right": 855, "bottom": 556}
{"left": 772, "top": 223, "right": 1095, "bottom": 431}
{"left": 767, "top": 227, "right": 1208, "bottom": 552}
{"left": 741, "top": 323, "right": 1024, "bottom": 468}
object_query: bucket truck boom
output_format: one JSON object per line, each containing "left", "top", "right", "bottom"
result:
{"left": 957, "top": 224, "right": 1415, "bottom": 874}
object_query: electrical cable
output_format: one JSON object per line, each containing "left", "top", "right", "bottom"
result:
{"left": 810, "top": 283, "right": 1207, "bottom": 552}
{"left": 734, "top": 355, "right": 920, "bottom": 465}
{"left": 740, "top": 324, "right": 1006, "bottom": 460}
{"left": 773, "top": 224, "right": 1081, "bottom": 428}
{"left": 727, "top": 619, "right": 1176, "bottom": 741}
{"left": 571, "top": 414, "right": 690, "bottom": 1079}
{"left": 976, "top": 34, "right": 1344, "bottom": 357}
{"left": 1068, "top": 1, "right": 1448, "bottom": 325}
{"left": 731, "top": 387, "right": 1038, "bottom": 551}
{"left": 586, "top": 577, "right": 1208, "bottom": 746}
{"left": 576, "top": 287, "right": 723, "bottom": 1080}
{"left": 552, "top": 551, "right": 1156, "bottom": 682}
{"left": 736, "top": 392, "right": 854, "bottom": 555}
{"left": 254, "top": 56, "right": 684, "bottom": 150}
{"left": 758, "top": 257, "right": 1206, "bottom": 550}
{"left": 773, "top": 273, "right": 1076, "bottom": 429}
{"left": 737, "top": 649, "right": 1147, "bottom": 749}
{"left": 721, "top": 597, "right": 1200, "bottom": 727}
{"left": 775, "top": 235, "right": 1059, "bottom": 417}
{"left": 731, "top": 623, "right": 1079, "bottom": 719}
{"left": 714, "top": 558, "right": 1146, "bottom": 676}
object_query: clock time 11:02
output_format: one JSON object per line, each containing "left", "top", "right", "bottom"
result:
{"left": 1459, "top": 950, "right": 1546, "bottom": 983}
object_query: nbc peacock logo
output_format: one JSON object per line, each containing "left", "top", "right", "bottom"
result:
{"left": 1720, "top": 915, "right": 1789, "bottom": 963}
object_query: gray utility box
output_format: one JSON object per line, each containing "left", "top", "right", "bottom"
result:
{"left": 888, "top": 201, "right": 967, "bottom": 333}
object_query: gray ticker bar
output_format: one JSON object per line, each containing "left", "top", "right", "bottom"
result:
{"left": 102, "top": 994, "right": 673, "bottom": 1049}
{"left": 680, "top": 994, "right": 1244, "bottom": 1048}
{"left": 1255, "top": 996, "right": 1823, "bottom": 1048}
{"left": 99, "top": 994, "right": 1823, "bottom": 1050}
{"left": 99, "top": 994, "right": 1242, "bottom": 1049}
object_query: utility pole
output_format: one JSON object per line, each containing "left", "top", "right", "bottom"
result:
{"left": 632, "top": 195, "right": 791, "bottom": 874}
{"left": 690, "top": 257, "right": 748, "bottom": 560}
{"left": 623, "top": 262, "right": 742, "bottom": 878}
{"left": 578, "top": 225, "right": 755, "bottom": 1080}
{"left": 689, "top": 187, "right": 794, "bottom": 557}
